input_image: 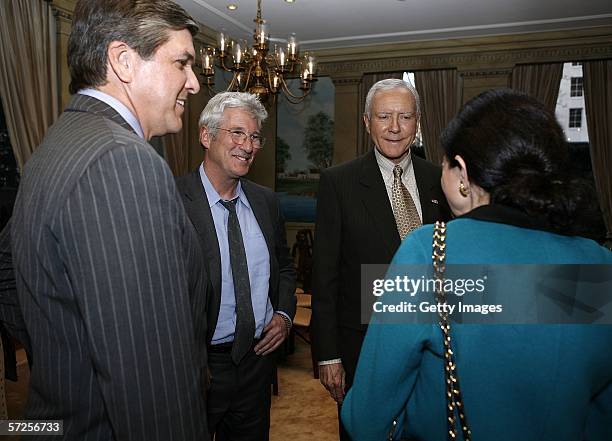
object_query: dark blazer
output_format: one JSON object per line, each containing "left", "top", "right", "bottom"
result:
{"left": 10, "top": 94, "right": 209, "bottom": 440}
{"left": 0, "top": 219, "right": 29, "bottom": 382}
{"left": 176, "top": 170, "right": 296, "bottom": 343}
{"left": 311, "top": 150, "right": 450, "bottom": 363}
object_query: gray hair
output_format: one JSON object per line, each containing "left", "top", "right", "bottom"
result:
{"left": 364, "top": 78, "right": 421, "bottom": 119}
{"left": 199, "top": 92, "right": 268, "bottom": 136}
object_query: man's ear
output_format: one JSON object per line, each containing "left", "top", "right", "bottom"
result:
{"left": 107, "top": 41, "right": 137, "bottom": 84}
{"left": 199, "top": 126, "right": 211, "bottom": 149}
{"left": 363, "top": 114, "right": 371, "bottom": 134}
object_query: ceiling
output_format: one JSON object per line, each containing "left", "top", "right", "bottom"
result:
{"left": 174, "top": 0, "right": 612, "bottom": 50}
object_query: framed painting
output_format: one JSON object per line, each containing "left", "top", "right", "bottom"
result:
{"left": 275, "top": 76, "right": 335, "bottom": 222}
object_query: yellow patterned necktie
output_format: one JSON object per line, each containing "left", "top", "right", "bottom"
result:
{"left": 392, "top": 165, "right": 422, "bottom": 239}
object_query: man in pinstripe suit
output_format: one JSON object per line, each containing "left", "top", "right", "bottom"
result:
{"left": 9, "top": 1, "right": 210, "bottom": 439}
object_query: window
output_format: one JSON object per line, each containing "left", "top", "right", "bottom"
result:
{"left": 402, "top": 71, "right": 425, "bottom": 158}
{"left": 570, "top": 77, "right": 583, "bottom": 97}
{"left": 0, "top": 98, "right": 19, "bottom": 188}
{"left": 569, "top": 108, "right": 582, "bottom": 128}
{"left": 0, "top": 97, "right": 20, "bottom": 229}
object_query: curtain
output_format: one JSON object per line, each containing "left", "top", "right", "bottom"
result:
{"left": 414, "top": 69, "right": 460, "bottom": 165}
{"left": 583, "top": 59, "right": 612, "bottom": 246}
{"left": 511, "top": 63, "right": 563, "bottom": 112}
{"left": 0, "top": 0, "right": 58, "bottom": 171}
{"left": 162, "top": 100, "right": 193, "bottom": 176}
{"left": 357, "top": 72, "right": 403, "bottom": 156}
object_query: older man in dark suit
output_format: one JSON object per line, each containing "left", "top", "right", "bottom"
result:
{"left": 9, "top": 1, "right": 209, "bottom": 439}
{"left": 311, "top": 78, "right": 451, "bottom": 440}
{"left": 176, "top": 92, "right": 296, "bottom": 441}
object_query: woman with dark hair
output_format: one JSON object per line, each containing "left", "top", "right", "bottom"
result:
{"left": 341, "top": 89, "right": 612, "bottom": 440}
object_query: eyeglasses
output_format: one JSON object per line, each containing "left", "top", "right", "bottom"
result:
{"left": 214, "top": 127, "right": 265, "bottom": 149}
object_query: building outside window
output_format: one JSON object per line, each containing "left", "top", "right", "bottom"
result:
{"left": 555, "top": 63, "right": 606, "bottom": 243}
{"left": 556, "top": 62, "right": 588, "bottom": 142}
{"left": 569, "top": 108, "right": 582, "bottom": 128}
{"left": 570, "top": 77, "right": 583, "bottom": 97}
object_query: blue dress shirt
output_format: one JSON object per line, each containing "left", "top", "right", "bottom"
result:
{"left": 199, "top": 165, "right": 274, "bottom": 344}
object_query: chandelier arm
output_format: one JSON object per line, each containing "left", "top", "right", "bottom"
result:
{"left": 206, "top": 86, "right": 219, "bottom": 98}
{"left": 242, "top": 63, "right": 256, "bottom": 92}
{"left": 278, "top": 77, "right": 310, "bottom": 104}
{"left": 204, "top": 81, "right": 225, "bottom": 96}
{"left": 282, "top": 91, "right": 309, "bottom": 104}
{"left": 228, "top": 72, "right": 239, "bottom": 91}
{"left": 218, "top": 56, "right": 234, "bottom": 72}
{"left": 279, "top": 76, "right": 310, "bottom": 102}
{"left": 266, "top": 67, "right": 276, "bottom": 92}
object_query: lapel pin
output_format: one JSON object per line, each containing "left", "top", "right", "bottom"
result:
{"left": 431, "top": 199, "right": 439, "bottom": 204}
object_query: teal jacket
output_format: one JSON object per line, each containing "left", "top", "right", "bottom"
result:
{"left": 342, "top": 206, "right": 612, "bottom": 441}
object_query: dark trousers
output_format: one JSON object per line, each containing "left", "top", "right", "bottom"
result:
{"left": 207, "top": 346, "right": 273, "bottom": 441}
{"left": 338, "top": 327, "right": 367, "bottom": 441}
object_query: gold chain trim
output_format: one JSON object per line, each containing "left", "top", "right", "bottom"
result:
{"left": 433, "top": 221, "right": 472, "bottom": 441}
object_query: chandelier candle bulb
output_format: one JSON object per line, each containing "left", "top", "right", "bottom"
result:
{"left": 276, "top": 46, "right": 286, "bottom": 68}
{"left": 218, "top": 32, "right": 227, "bottom": 54}
{"left": 202, "top": 48, "right": 214, "bottom": 71}
{"left": 306, "top": 55, "right": 316, "bottom": 77}
{"left": 287, "top": 34, "right": 298, "bottom": 59}
{"left": 256, "top": 23, "right": 268, "bottom": 45}
{"left": 232, "top": 41, "right": 243, "bottom": 65}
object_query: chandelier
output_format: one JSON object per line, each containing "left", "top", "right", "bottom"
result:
{"left": 200, "top": 0, "right": 317, "bottom": 104}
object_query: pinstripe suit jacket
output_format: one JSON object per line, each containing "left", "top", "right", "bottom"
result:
{"left": 10, "top": 94, "right": 209, "bottom": 440}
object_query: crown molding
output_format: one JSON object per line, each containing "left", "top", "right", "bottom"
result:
{"left": 317, "top": 26, "right": 612, "bottom": 77}
{"left": 459, "top": 69, "right": 513, "bottom": 78}
{"left": 331, "top": 77, "right": 362, "bottom": 86}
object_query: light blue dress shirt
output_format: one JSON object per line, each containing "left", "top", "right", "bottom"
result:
{"left": 78, "top": 89, "right": 145, "bottom": 139}
{"left": 199, "top": 165, "right": 274, "bottom": 344}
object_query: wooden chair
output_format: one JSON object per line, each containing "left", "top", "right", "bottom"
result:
{"left": 291, "top": 295, "right": 318, "bottom": 379}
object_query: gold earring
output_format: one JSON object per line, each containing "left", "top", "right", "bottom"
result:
{"left": 459, "top": 181, "right": 469, "bottom": 197}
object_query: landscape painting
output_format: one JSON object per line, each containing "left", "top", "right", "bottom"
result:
{"left": 275, "top": 77, "right": 334, "bottom": 222}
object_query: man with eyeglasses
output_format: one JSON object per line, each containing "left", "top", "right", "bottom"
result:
{"left": 176, "top": 92, "right": 296, "bottom": 441}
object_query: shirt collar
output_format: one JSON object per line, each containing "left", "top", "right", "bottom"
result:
{"left": 78, "top": 89, "right": 145, "bottom": 139}
{"left": 374, "top": 147, "right": 412, "bottom": 176}
{"left": 198, "top": 163, "right": 251, "bottom": 210}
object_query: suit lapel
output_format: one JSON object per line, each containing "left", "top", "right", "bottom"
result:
{"left": 413, "top": 155, "right": 441, "bottom": 224}
{"left": 359, "top": 151, "right": 401, "bottom": 254}
{"left": 180, "top": 172, "right": 222, "bottom": 333}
